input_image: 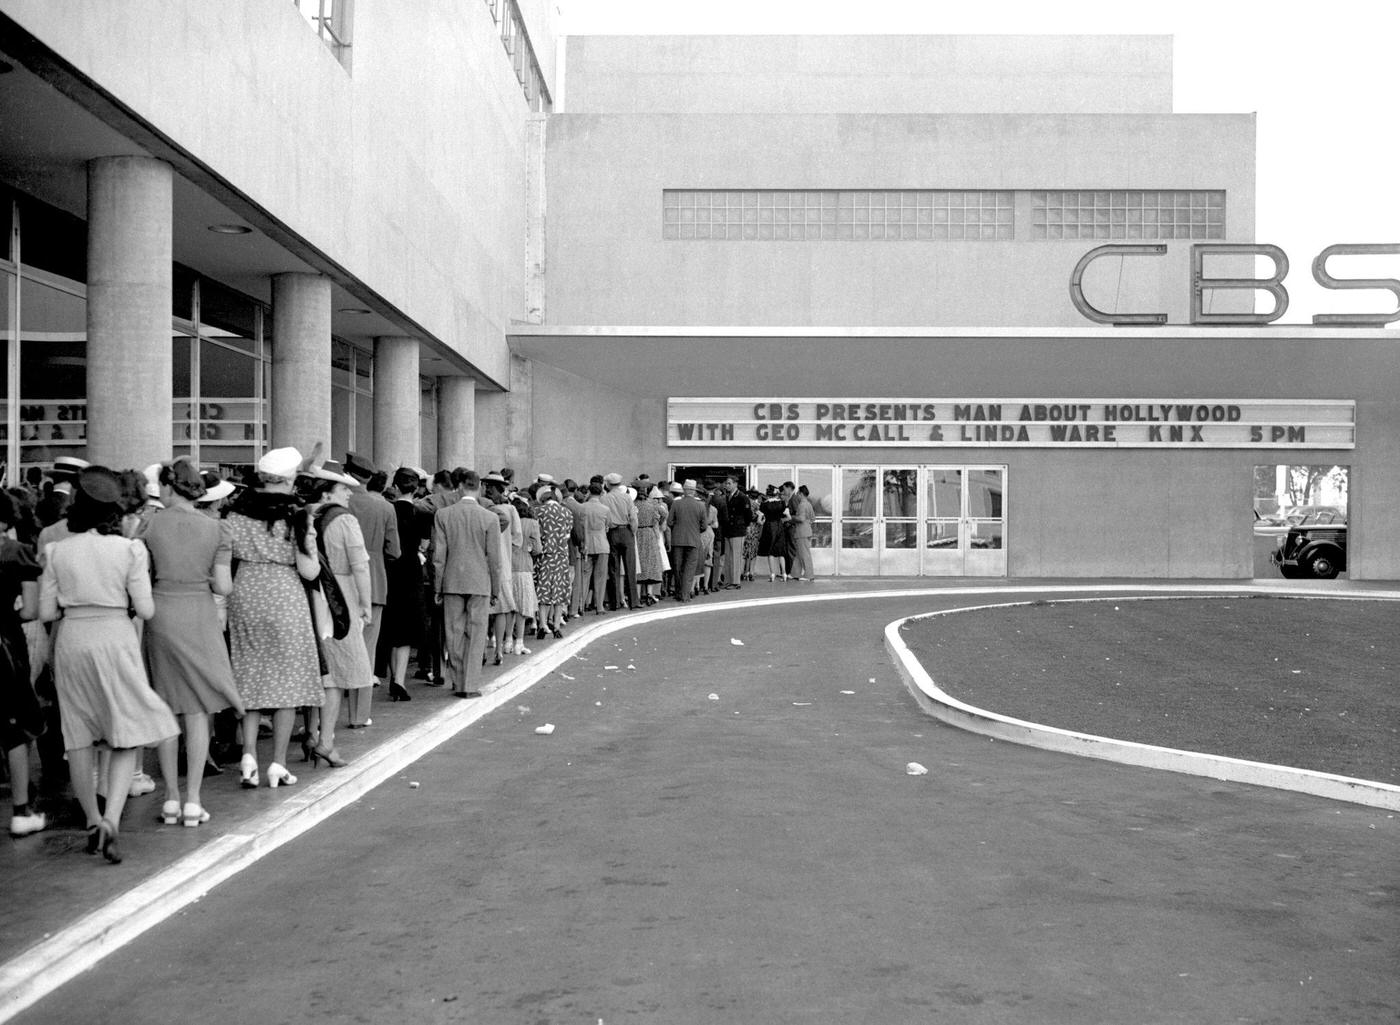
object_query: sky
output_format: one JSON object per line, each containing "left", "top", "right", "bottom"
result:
{"left": 553, "top": 0, "right": 1400, "bottom": 323}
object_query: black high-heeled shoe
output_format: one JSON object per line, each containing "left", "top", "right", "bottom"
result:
{"left": 309, "top": 745, "right": 349, "bottom": 768}
{"left": 98, "top": 818, "right": 121, "bottom": 864}
{"left": 492, "top": 653, "right": 503, "bottom": 666}
{"left": 388, "top": 681, "right": 412, "bottom": 702}
{"left": 85, "top": 823, "right": 101, "bottom": 855}
{"left": 552, "top": 627, "right": 564, "bottom": 639}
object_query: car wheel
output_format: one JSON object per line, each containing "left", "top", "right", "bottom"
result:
{"left": 1306, "top": 553, "right": 1339, "bottom": 579}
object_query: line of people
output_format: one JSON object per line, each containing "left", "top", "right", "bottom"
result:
{"left": 2, "top": 454, "right": 818, "bottom": 864}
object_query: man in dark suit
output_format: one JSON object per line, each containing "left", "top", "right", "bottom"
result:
{"left": 432, "top": 469, "right": 502, "bottom": 698}
{"left": 666, "top": 479, "right": 708, "bottom": 602}
{"left": 345, "top": 452, "right": 400, "bottom": 724}
{"left": 722, "top": 475, "right": 752, "bottom": 589}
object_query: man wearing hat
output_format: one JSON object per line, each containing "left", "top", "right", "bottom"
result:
{"left": 343, "top": 453, "right": 400, "bottom": 725}
{"left": 666, "top": 480, "right": 708, "bottom": 602}
{"left": 600, "top": 472, "right": 638, "bottom": 611}
{"left": 432, "top": 469, "right": 501, "bottom": 698}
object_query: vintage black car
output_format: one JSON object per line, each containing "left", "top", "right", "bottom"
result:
{"left": 1271, "top": 515, "right": 1347, "bottom": 579}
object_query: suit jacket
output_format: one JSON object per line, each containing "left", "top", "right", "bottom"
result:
{"left": 433, "top": 496, "right": 502, "bottom": 598}
{"left": 724, "top": 491, "right": 753, "bottom": 539}
{"left": 791, "top": 495, "right": 815, "bottom": 539}
{"left": 348, "top": 489, "right": 400, "bottom": 604}
{"left": 581, "top": 498, "right": 611, "bottom": 556}
{"left": 667, "top": 495, "right": 708, "bottom": 548}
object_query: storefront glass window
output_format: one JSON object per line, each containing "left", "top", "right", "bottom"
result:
{"left": 18, "top": 275, "right": 86, "bottom": 472}
{"left": 172, "top": 329, "right": 194, "bottom": 459}
{"left": 14, "top": 196, "right": 85, "bottom": 282}
{"left": 1, "top": 269, "right": 11, "bottom": 472}
{"left": 355, "top": 390, "right": 372, "bottom": 456}
{"left": 199, "top": 337, "right": 261, "bottom": 466}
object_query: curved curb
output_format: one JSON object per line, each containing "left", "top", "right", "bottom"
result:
{"left": 885, "top": 595, "right": 1400, "bottom": 811}
{"left": 5, "top": 581, "right": 1397, "bottom": 1020}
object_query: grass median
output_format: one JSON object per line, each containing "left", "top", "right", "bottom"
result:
{"left": 899, "top": 595, "right": 1399, "bottom": 785}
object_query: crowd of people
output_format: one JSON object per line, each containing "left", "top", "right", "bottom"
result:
{"left": 1, "top": 451, "right": 818, "bottom": 864}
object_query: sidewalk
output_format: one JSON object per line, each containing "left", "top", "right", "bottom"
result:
{"left": 2, "top": 575, "right": 1394, "bottom": 1021}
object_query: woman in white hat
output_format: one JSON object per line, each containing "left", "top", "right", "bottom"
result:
{"left": 297, "top": 459, "right": 373, "bottom": 767}
{"left": 220, "top": 447, "right": 323, "bottom": 789}
{"left": 140, "top": 458, "right": 244, "bottom": 827}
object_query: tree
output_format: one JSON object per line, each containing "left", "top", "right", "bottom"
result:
{"left": 1284, "top": 464, "right": 1347, "bottom": 509}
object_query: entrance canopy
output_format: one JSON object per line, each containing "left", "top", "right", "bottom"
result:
{"left": 507, "top": 325, "right": 1388, "bottom": 399}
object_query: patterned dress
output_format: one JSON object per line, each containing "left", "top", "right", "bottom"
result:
{"left": 635, "top": 499, "right": 663, "bottom": 584}
{"left": 533, "top": 500, "right": 572, "bottom": 605}
{"left": 221, "top": 509, "right": 323, "bottom": 711}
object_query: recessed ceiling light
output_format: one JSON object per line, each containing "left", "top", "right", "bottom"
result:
{"left": 338, "top": 307, "right": 372, "bottom": 315}
{"left": 207, "top": 223, "right": 252, "bottom": 235}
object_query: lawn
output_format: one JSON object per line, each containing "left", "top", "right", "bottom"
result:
{"left": 899, "top": 595, "right": 1399, "bottom": 784}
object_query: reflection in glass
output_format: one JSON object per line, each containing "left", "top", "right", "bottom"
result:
{"left": 811, "top": 520, "right": 833, "bottom": 549}
{"left": 927, "top": 468, "right": 962, "bottom": 517}
{"left": 885, "top": 522, "right": 918, "bottom": 549}
{"left": 967, "top": 468, "right": 1004, "bottom": 518}
{"left": 841, "top": 524, "right": 873, "bottom": 549}
{"left": 332, "top": 386, "right": 351, "bottom": 461}
{"left": 884, "top": 467, "right": 917, "bottom": 518}
{"left": 752, "top": 465, "right": 795, "bottom": 495}
{"left": 797, "top": 465, "right": 833, "bottom": 517}
{"left": 172, "top": 332, "right": 194, "bottom": 442}
{"left": 842, "top": 467, "right": 875, "bottom": 518}
{"left": 19, "top": 276, "right": 86, "bottom": 469}
{"left": 972, "top": 522, "right": 1003, "bottom": 549}
{"left": 1, "top": 271, "right": 9, "bottom": 462}
{"left": 926, "top": 521, "right": 959, "bottom": 548}
{"left": 356, "top": 391, "right": 372, "bottom": 455}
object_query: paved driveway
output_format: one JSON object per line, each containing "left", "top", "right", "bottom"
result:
{"left": 10, "top": 586, "right": 1398, "bottom": 1024}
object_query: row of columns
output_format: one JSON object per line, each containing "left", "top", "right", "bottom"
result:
{"left": 85, "top": 155, "right": 477, "bottom": 472}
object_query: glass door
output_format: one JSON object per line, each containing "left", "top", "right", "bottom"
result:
{"left": 922, "top": 465, "right": 1006, "bottom": 576}
{"left": 963, "top": 466, "right": 1006, "bottom": 576}
{"left": 837, "top": 466, "right": 919, "bottom": 575}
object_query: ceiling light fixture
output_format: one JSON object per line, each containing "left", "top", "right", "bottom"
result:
{"left": 338, "top": 307, "right": 372, "bottom": 315}
{"left": 207, "top": 223, "right": 252, "bottom": 235}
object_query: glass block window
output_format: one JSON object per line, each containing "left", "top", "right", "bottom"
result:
{"left": 1032, "top": 191, "right": 1225, "bottom": 240}
{"left": 663, "top": 190, "right": 1014, "bottom": 241}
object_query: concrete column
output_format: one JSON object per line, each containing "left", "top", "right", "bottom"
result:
{"left": 85, "top": 156, "right": 172, "bottom": 467}
{"left": 371, "top": 335, "right": 420, "bottom": 471}
{"left": 270, "top": 273, "right": 332, "bottom": 450}
{"left": 437, "top": 375, "right": 476, "bottom": 470}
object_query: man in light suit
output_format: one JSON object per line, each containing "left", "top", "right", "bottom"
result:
{"left": 432, "top": 469, "right": 502, "bottom": 698}
{"left": 666, "top": 479, "right": 708, "bottom": 602}
{"left": 345, "top": 452, "right": 401, "bottom": 722}
{"left": 790, "top": 484, "right": 816, "bottom": 582}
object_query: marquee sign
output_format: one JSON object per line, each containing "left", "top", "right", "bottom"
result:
{"left": 667, "top": 398, "right": 1355, "bottom": 449}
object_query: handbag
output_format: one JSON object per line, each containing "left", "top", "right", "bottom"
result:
{"left": 313, "top": 507, "right": 354, "bottom": 641}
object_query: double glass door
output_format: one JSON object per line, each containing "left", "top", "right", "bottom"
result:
{"left": 837, "top": 465, "right": 1005, "bottom": 576}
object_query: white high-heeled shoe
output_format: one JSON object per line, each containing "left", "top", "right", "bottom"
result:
{"left": 239, "top": 753, "right": 259, "bottom": 789}
{"left": 266, "top": 763, "right": 297, "bottom": 789}
{"left": 182, "top": 803, "right": 211, "bottom": 828}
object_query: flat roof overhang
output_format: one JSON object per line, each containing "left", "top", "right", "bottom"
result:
{"left": 507, "top": 325, "right": 1399, "bottom": 399}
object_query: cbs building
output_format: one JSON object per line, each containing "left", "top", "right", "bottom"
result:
{"left": 0, "top": 7, "right": 1395, "bottom": 579}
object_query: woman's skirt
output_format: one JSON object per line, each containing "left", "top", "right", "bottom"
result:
{"left": 54, "top": 608, "right": 179, "bottom": 750}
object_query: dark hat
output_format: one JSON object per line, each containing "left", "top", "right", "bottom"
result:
{"left": 75, "top": 466, "right": 123, "bottom": 505}
{"left": 344, "top": 452, "right": 377, "bottom": 481}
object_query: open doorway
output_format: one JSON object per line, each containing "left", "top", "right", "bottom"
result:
{"left": 1254, "top": 464, "right": 1349, "bottom": 579}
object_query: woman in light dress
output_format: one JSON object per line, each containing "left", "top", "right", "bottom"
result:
{"left": 40, "top": 466, "right": 179, "bottom": 863}
{"left": 142, "top": 458, "right": 243, "bottom": 827}
{"left": 298, "top": 459, "right": 374, "bottom": 768}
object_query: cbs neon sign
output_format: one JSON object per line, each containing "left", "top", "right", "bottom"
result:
{"left": 1069, "top": 243, "right": 1400, "bottom": 326}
